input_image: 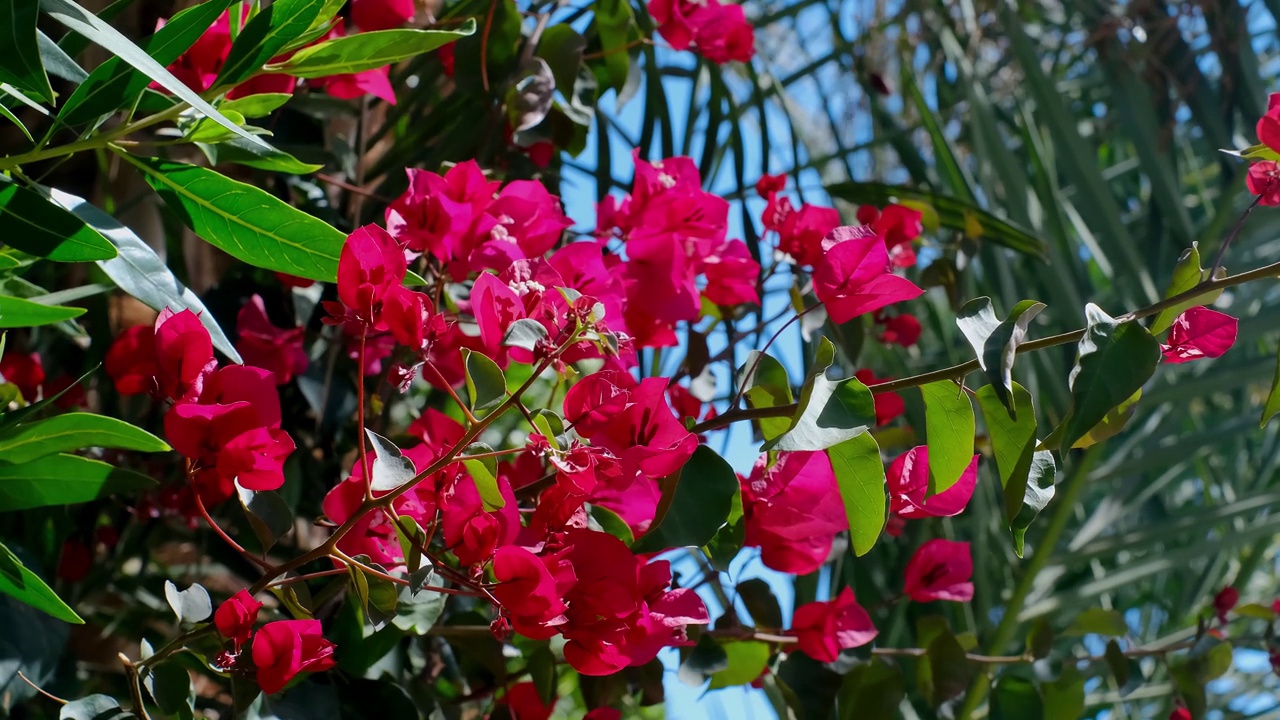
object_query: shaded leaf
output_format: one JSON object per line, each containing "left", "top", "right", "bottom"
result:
{"left": 837, "top": 658, "right": 904, "bottom": 720}
{"left": 957, "top": 297, "right": 1044, "bottom": 418}
{"left": 1064, "top": 608, "right": 1127, "bottom": 637}
{"left": 462, "top": 348, "right": 506, "bottom": 413}
{"left": 737, "top": 350, "right": 794, "bottom": 441}
{"left": 216, "top": 0, "right": 329, "bottom": 87}
{"left": 678, "top": 635, "right": 728, "bottom": 686}
{"left": 0, "top": 0, "right": 53, "bottom": 102}
{"left": 1043, "top": 670, "right": 1085, "bottom": 720}
{"left": 236, "top": 484, "right": 293, "bottom": 552}
{"left": 364, "top": 430, "right": 416, "bottom": 493}
{"left": 502, "top": 318, "right": 548, "bottom": 352}
{"left": 990, "top": 676, "right": 1043, "bottom": 720}
{"left": 764, "top": 338, "right": 876, "bottom": 452}
{"left": 736, "top": 578, "right": 782, "bottom": 629}
{"left": 632, "top": 445, "right": 737, "bottom": 553}
{"left": 976, "top": 383, "right": 1036, "bottom": 523}
{"left": 528, "top": 645, "right": 557, "bottom": 705}
{"left": 0, "top": 182, "right": 116, "bottom": 262}
{"left": 60, "top": 695, "right": 129, "bottom": 720}
{"left": 0, "top": 413, "right": 168, "bottom": 464}
{"left": 0, "top": 453, "right": 155, "bottom": 510}
{"left": 145, "top": 660, "right": 193, "bottom": 716}
{"left": 1150, "top": 244, "right": 1223, "bottom": 334}
{"left": 0, "top": 541, "right": 81, "bottom": 623}
{"left": 708, "top": 641, "right": 770, "bottom": 689}
{"left": 164, "top": 580, "right": 212, "bottom": 624}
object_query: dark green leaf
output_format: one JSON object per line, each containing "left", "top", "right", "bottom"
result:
{"left": 0, "top": 0, "right": 53, "bottom": 102}
{"left": 268, "top": 23, "right": 475, "bottom": 78}
{"left": 828, "top": 433, "right": 887, "bottom": 556}
{"left": 502, "top": 318, "right": 549, "bottom": 352}
{"left": 528, "top": 645, "right": 557, "bottom": 705}
{"left": 632, "top": 445, "right": 737, "bottom": 553}
{"left": 1009, "top": 450, "right": 1056, "bottom": 556}
{"left": 535, "top": 25, "right": 585, "bottom": 101}
{"left": 1064, "top": 608, "right": 1127, "bottom": 637}
{"left": 462, "top": 348, "right": 506, "bottom": 413}
{"left": 0, "top": 182, "right": 116, "bottom": 261}
{"left": 57, "top": 0, "right": 235, "bottom": 126}
{"left": 957, "top": 297, "right": 1045, "bottom": 419}
{"left": 925, "top": 627, "right": 971, "bottom": 706}
{"left": 60, "top": 695, "right": 129, "bottom": 720}
{"left": 0, "top": 541, "right": 81, "bottom": 623}
{"left": 990, "top": 676, "right": 1043, "bottom": 720}
{"left": 236, "top": 485, "right": 293, "bottom": 552}
{"left": 0, "top": 453, "right": 155, "bottom": 509}
{"left": 364, "top": 430, "right": 416, "bottom": 493}
{"left": 1057, "top": 304, "right": 1161, "bottom": 452}
{"left": 677, "top": 635, "right": 728, "bottom": 686}
{"left": 737, "top": 350, "right": 794, "bottom": 441}
{"left": 919, "top": 380, "right": 975, "bottom": 495}
{"left": 216, "top": 0, "right": 329, "bottom": 88}
{"left": 122, "top": 155, "right": 345, "bottom": 281}
{"left": 36, "top": 30, "right": 87, "bottom": 83}
{"left": 592, "top": 0, "right": 634, "bottom": 93}
{"left": 589, "top": 504, "right": 633, "bottom": 544}
{"left": 41, "top": 187, "right": 240, "bottom": 361}
{"left": 41, "top": 0, "right": 268, "bottom": 149}
{"left": 737, "top": 578, "right": 782, "bottom": 629}
{"left": 1262, "top": 341, "right": 1280, "bottom": 428}
{"left": 976, "top": 383, "right": 1036, "bottom": 523}
{"left": 1103, "top": 639, "right": 1143, "bottom": 696}
{"left": 1026, "top": 618, "right": 1052, "bottom": 660}
{"left": 777, "top": 651, "right": 840, "bottom": 720}
{"left": 390, "top": 582, "right": 445, "bottom": 634}
{"left": 709, "top": 641, "right": 770, "bottom": 689}
{"left": 164, "top": 580, "right": 212, "bottom": 624}
{"left": 705, "top": 488, "right": 744, "bottom": 572}
{"left": 145, "top": 660, "right": 193, "bottom": 715}
{"left": 391, "top": 515, "right": 425, "bottom": 573}
{"left": 197, "top": 136, "right": 323, "bottom": 175}
{"left": 0, "top": 412, "right": 168, "bottom": 463}
{"left": 826, "top": 181, "right": 1048, "bottom": 260}
{"left": 837, "top": 658, "right": 904, "bottom": 720}
{"left": 1043, "top": 670, "right": 1085, "bottom": 720}
{"left": 764, "top": 337, "right": 876, "bottom": 452}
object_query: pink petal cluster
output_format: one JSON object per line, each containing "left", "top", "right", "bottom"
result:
{"left": 741, "top": 452, "right": 848, "bottom": 575}
{"left": 1160, "top": 307, "right": 1237, "bottom": 364}
{"left": 903, "top": 539, "right": 975, "bottom": 603}
{"left": 649, "top": 0, "right": 754, "bottom": 64}
{"left": 212, "top": 592, "right": 336, "bottom": 694}
{"left": 814, "top": 226, "right": 924, "bottom": 324}
{"left": 1251, "top": 94, "right": 1280, "bottom": 205}
{"left": 787, "top": 588, "right": 878, "bottom": 662}
{"left": 887, "top": 446, "right": 978, "bottom": 520}
{"left": 236, "top": 294, "right": 308, "bottom": 385}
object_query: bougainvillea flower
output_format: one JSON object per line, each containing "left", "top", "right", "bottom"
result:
{"left": 383, "top": 286, "right": 443, "bottom": 353}
{"left": 688, "top": 3, "right": 755, "bottom": 64}
{"left": 703, "top": 239, "right": 761, "bottom": 307}
{"left": 214, "top": 589, "right": 263, "bottom": 646}
{"left": 331, "top": 224, "right": 407, "bottom": 328}
{"left": 236, "top": 295, "right": 308, "bottom": 385}
{"left": 887, "top": 446, "right": 978, "bottom": 519}
{"left": 903, "top": 539, "right": 975, "bottom": 603}
{"left": 1213, "top": 586, "right": 1239, "bottom": 623}
{"left": 1247, "top": 161, "right": 1280, "bottom": 206}
{"left": 217, "top": 427, "right": 296, "bottom": 491}
{"left": 201, "top": 366, "right": 282, "bottom": 428}
{"left": 813, "top": 226, "right": 924, "bottom": 323}
{"left": 310, "top": 27, "right": 397, "bottom": 105}
{"left": 154, "top": 308, "right": 217, "bottom": 401}
{"left": 788, "top": 588, "right": 878, "bottom": 662}
{"left": 742, "top": 452, "right": 848, "bottom": 575}
{"left": 106, "top": 325, "right": 160, "bottom": 396}
{"left": 157, "top": 11, "right": 231, "bottom": 93}
{"left": 502, "top": 682, "right": 555, "bottom": 720}
{"left": 251, "top": 620, "right": 337, "bottom": 694}
{"left": 871, "top": 204, "right": 924, "bottom": 254}
{"left": 876, "top": 313, "right": 922, "bottom": 347}
{"left": 351, "top": 0, "right": 415, "bottom": 30}
{"left": 854, "top": 369, "right": 905, "bottom": 426}
{"left": 1256, "top": 93, "right": 1280, "bottom": 152}
{"left": 588, "top": 377, "right": 698, "bottom": 481}
{"left": 491, "top": 546, "right": 569, "bottom": 635}
{"left": 0, "top": 351, "right": 44, "bottom": 402}
{"left": 470, "top": 271, "right": 527, "bottom": 362}
{"left": 1160, "top": 307, "right": 1238, "bottom": 364}
{"left": 485, "top": 180, "right": 574, "bottom": 260}
{"left": 755, "top": 172, "right": 787, "bottom": 197}
{"left": 440, "top": 472, "right": 520, "bottom": 567}
{"left": 563, "top": 370, "right": 632, "bottom": 437}
{"left": 776, "top": 203, "right": 841, "bottom": 267}
{"left": 386, "top": 161, "right": 499, "bottom": 262}
{"left": 623, "top": 232, "right": 701, "bottom": 324}
{"left": 584, "top": 710, "right": 623, "bottom": 720}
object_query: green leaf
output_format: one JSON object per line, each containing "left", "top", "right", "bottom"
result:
{"left": 57, "top": 0, "right": 234, "bottom": 127}
{"left": 528, "top": 645, "right": 557, "bottom": 705}
{"left": 826, "top": 181, "right": 1048, "bottom": 260}
{"left": 837, "top": 658, "right": 904, "bottom": 720}
{"left": 268, "top": 23, "right": 475, "bottom": 79}
{"left": 0, "top": 182, "right": 116, "bottom": 262}
{"left": 535, "top": 25, "right": 586, "bottom": 101}
{"left": 461, "top": 449, "right": 506, "bottom": 512}
{"left": 0, "top": 541, "right": 81, "bottom": 623}
{"left": 462, "top": 348, "right": 506, "bottom": 413}
{"left": 632, "top": 445, "right": 737, "bottom": 554}
{"left": 502, "top": 318, "right": 549, "bottom": 352}
{"left": 919, "top": 380, "right": 975, "bottom": 495}
{"left": 121, "top": 155, "right": 345, "bottom": 281}
{"left": 164, "top": 580, "right": 212, "bottom": 624}
{"left": 977, "top": 383, "right": 1037, "bottom": 524}
{"left": 197, "top": 136, "right": 323, "bottom": 175}
{"left": 764, "top": 337, "right": 876, "bottom": 452}
{"left": 1150, "top": 244, "right": 1223, "bottom": 334}
{"left": 219, "top": 92, "right": 293, "bottom": 118}
{"left": 708, "top": 641, "right": 771, "bottom": 689}
{"left": 0, "top": 103, "right": 31, "bottom": 142}
{"left": 1064, "top": 607, "right": 1127, "bottom": 637}
{"left": 0, "top": 295, "right": 85, "bottom": 327}
{"left": 736, "top": 578, "right": 782, "bottom": 629}
{"left": 828, "top": 433, "right": 887, "bottom": 556}
{"left": 390, "top": 582, "right": 445, "bottom": 635}
{"left": 36, "top": 30, "right": 86, "bottom": 84}
{"left": 1056, "top": 304, "right": 1162, "bottom": 452}
{"left": 1010, "top": 451, "right": 1056, "bottom": 556}
{"left": 1026, "top": 618, "right": 1053, "bottom": 660}
{"left": 592, "top": 0, "right": 634, "bottom": 93}
{"left": 146, "top": 659, "right": 194, "bottom": 716}
{"left": 705, "top": 488, "right": 744, "bottom": 572}
{"left": 216, "top": 0, "right": 330, "bottom": 88}
{"left": 1043, "top": 670, "right": 1085, "bottom": 720}
{"left": 737, "top": 350, "right": 794, "bottom": 441}
{"left": 957, "top": 297, "right": 1045, "bottom": 418}
{"left": 1263, "top": 341, "right": 1280, "bottom": 429}
{"left": 364, "top": 430, "right": 417, "bottom": 493}
{"left": 0, "top": 0, "right": 53, "bottom": 102}
{"left": 588, "top": 504, "right": 633, "bottom": 544}
{"left": 0, "top": 453, "right": 155, "bottom": 510}
{"left": 990, "top": 676, "right": 1043, "bottom": 720}
{"left": 236, "top": 485, "right": 293, "bottom": 552}
{"left": 41, "top": 186, "right": 240, "bottom": 361}
{"left": 924, "top": 626, "right": 971, "bottom": 706}
{"left": 1054, "top": 389, "right": 1141, "bottom": 450}
{"left": 60, "top": 695, "right": 129, "bottom": 720}
{"left": 1235, "top": 602, "right": 1277, "bottom": 620}
{"left": 1103, "top": 638, "right": 1143, "bottom": 696}
{"left": 677, "top": 634, "right": 729, "bottom": 686}
{"left": 40, "top": 0, "right": 269, "bottom": 150}
{"left": 0, "top": 412, "right": 168, "bottom": 463}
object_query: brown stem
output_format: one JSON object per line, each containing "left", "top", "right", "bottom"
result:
{"left": 193, "top": 480, "right": 272, "bottom": 571}
{"left": 16, "top": 672, "right": 67, "bottom": 705}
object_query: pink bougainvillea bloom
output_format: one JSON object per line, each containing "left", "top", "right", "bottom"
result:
{"left": 689, "top": 3, "right": 755, "bottom": 64}
{"left": 1160, "top": 307, "right": 1237, "bottom": 364}
{"left": 1170, "top": 708, "right": 1192, "bottom": 720}
{"left": 0, "top": 351, "right": 44, "bottom": 402}
{"left": 903, "top": 539, "right": 975, "bottom": 603}
{"left": 563, "top": 370, "right": 633, "bottom": 437}
{"left": 1247, "top": 161, "right": 1280, "bottom": 206}
{"left": 871, "top": 204, "right": 924, "bottom": 253}
{"left": 214, "top": 589, "right": 263, "bottom": 646}
{"left": 854, "top": 369, "right": 905, "bottom": 426}
{"left": 1213, "top": 586, "right": 1239, "bottom": 623}
{"left": 386, "top": 161, "right": 498, "bottom": 261}
{"left": 236, "top": 294, "right": 308, "bottom": 384}
{"left": 502, "top": 682, "right": 555, "bottom": 720}
{"left": 154, "top": 308, "right": 217, "bottom": 402}
{"left": 589, "top": 377, "right": 698, "bottom": 481}
{"left": 383, "top": 286, "right": 442, "bottom": 354}
{"left": 703, "top": 239, "right": 761, "bottom": 307}
{"left": 331, "top": 224, "right": 407, "bottom": 328}
{"left": 877, "top": 312, "right": 922, "bottom": 347}
{"left": 813, "top": 226, "right": 924, "bottom": 323}
{"left": 584, "top": 710, "right": 623, "bottom": 720}
{"left": 887, "top": 446, "right": 978, "bottom": 519}
{"left": 1256, "top": 93, "right": 1280, "bottom": 151}
{"left": 157, "top": 12, "right": 231, "bottom": 93}
{"left": 742, "top": 452, "right": 848, "bottom": 575}
{"left": 351, "top": 0, "right": 415, "bottom": 30}
{"left": 491, "top": 546, "right": 569, "bottom": 636}
{"left": 776, "top": 203, "right": 841, "bottom": 267}
{"left": 648, "top": 0, "right": 700, "bottom": 50}
{"left": 485, "top": 180, "right": 574, "bottom": 260}
{"left": 755, "top": 173, "right": 786, "bottom": 197}
{"left": 106, "top": 325, "right": 160, "bottom": 396}
{"left": 788, "top": 588, "right": 878, "bottom": 662}
{"left": 251, "top": 620, "right": 336, "bottom": 694}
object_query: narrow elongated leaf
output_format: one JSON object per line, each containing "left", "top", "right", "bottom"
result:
{"left": 737, "top": 350, "right": 794, "bottom": 441}
{"left": 976, "top": 383, "right": 1036, "bottom": 522}
{"left": 269, "top": 23, "right": 475, "bottom": 78}
{"left": 0, "top": 182, "right": 116, "bottom": 261}
{"left": 216, "top": 0, "right": 330, "bottom": 88}
{"left": 0, "top": 0, "right": 53, "bottom": 102}
{"left": 764, "top": 338, "right": 876, "bottom": 452}
{"left": 919, "top": 380, "right": 975, "bottom": 495}
{"left": 197, "top": 136, "right": 323, "bottom": 175}
{"left": 57, "top": 0, "right": 235, "bottom": 126}
{"left": 364, "top": 430, "right": 416, "bottom": 493}
{"left": 1057, "top": 304, "right": 1161, "bottom": 452}
{"left": 0, "top": 413, "right": 168, "bottom": 463}
{"left": 0, "top": 296, "right": 85, "bottom": 327}
{"left": 42, "top": 186, "right": 240, "bottom": 361}
{"left": 828, "top": 433, "right": 887, "bottom": 556}
{"left": 0, "top": 541, "right": 81, "bottom": 623}
{"left": 36, "top": 31, "right": 87, "bottom": 84}
{"left": 0, "top": 453, "right": 156, "bottom": 510}
{"left": 1263, "top": 342, "right": 1280, "bottom": 428}
{"left": 826, "top": 181, "right": 1048, "bottom": 260}
{"left": 122, "top": 155, "right": 345, "bottom": 281}
{"left": 632, "top": 445, "right": 737, "bottom": 553}
{"left": 40, "top": 0, "right": 269, "bottom": 150}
